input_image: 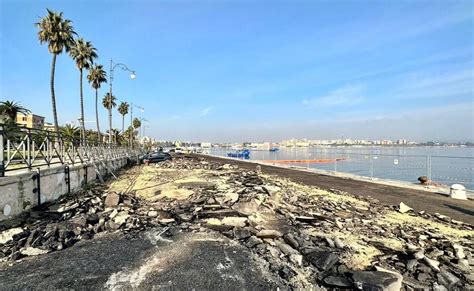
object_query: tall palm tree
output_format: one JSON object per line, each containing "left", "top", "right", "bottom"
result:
{"left": 117, "top": 102, "right": 129, "bottom": 133}
{"left": 0, "top": 100, "right": 30, "bottom": 122}
{"left": 87, "top": 64, "right": 107, "bottom": 142}
{"left": 102, "top": 93, "right": 116, "bottom": 144}
{"left": 69, "top": 38, "right": 97, "bottom": 143}
{"left": 36, "top": 9, "right": 76, "bottom": 139}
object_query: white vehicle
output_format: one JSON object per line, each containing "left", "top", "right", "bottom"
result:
{"left": 175, "top": 147, "right": 184, "bottom": 154}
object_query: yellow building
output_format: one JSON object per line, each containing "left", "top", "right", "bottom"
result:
{"left": 16, "top": 113, "right": 45, "bottom": 129}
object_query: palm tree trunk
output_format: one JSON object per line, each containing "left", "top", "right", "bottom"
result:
{"left": 95, "top": 89, "right": 101, "bottom": 143}
{"left": 108, "top": 108, "right": 112, "bottom": 144}
{"left": 122, "top": 115, "right": 125, "bottom": 133}
{"left": 79, "top": 68, "right": 86, "bottom": 145}
{"left": 50, "top": 54, "right": 60, "bottom": 140}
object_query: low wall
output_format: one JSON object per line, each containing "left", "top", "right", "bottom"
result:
{"left": 0, "top": 157, "right": 129, "bottom": 221}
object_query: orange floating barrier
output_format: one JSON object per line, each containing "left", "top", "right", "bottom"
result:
{"left": 260, "top": 158, "right": 346, "bottom": 164}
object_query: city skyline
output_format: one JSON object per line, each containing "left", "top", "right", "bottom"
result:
{"left": 1, "top": 1, "right": 473, "bottom": 142}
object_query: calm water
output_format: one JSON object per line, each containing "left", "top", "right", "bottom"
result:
{"left": 210, "top": 146, "right": 474, "bottom": 190}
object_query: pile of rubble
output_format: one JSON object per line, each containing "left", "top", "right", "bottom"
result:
{"left": 0, "top": 185, "right": 155, "bottom": 261}
{"left": 1, "top": 156, "right": 473, "bottom": 290}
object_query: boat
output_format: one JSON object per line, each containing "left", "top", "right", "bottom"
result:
{"left": 227, "top": 149, "right": 250, "bottom": 159}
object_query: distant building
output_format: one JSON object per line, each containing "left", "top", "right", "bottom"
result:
{"left": 43, "top": 122, "right": 55, "bottom": 131}
{"left": 201, "top": 142, "right": 211, "bottom": 148}
{"left": 16, "top": 113, "right": 44, "bottom": 129}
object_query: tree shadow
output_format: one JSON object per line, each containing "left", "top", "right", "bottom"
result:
{"left": 444, "top": 204, "right": 474, "bottom": 216}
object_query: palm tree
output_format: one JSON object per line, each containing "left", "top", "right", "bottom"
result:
{"left": 132, "top": 117, "right": 141, "bottom": 145}
{"left": 0, "top": 100, "right": 30, "bottom": 122}
{"left": 102, "top": 93, "right": 116, "bottom": 144}
{"left": 69, "top": 38, "right": 97, "bottom": 143}
{"left": 106, "top": 128, "right": 123, "bottom": 144}
{"left": 87, "top": 64, "right": 107, "bottom": 142}
{"left": 60, "top": 124, "right": 80, "bottom": 146}
{"left": 117, "top": 102, "right": 129, "bottom": 133}
{"left": 36, "top": 9, "right": 76, "bottom": 139}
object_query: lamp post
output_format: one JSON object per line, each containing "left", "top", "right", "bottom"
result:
{"left": 109, "top": 59, "right": 136, "bottom": 144}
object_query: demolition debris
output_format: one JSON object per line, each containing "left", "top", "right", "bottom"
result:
{"left": 0, "top": 155, "right": 473, "bottom": 290}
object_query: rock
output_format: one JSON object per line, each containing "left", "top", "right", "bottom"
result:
{"left": 267, "top": 246, "right": 281, "bottom": 258}
{"left": 246, "top": 236, "right": 263, "bottom": 248}
{"left": 223, "top": 192, "right": 239, "bottom": 204}
{"left": 295, "top": 216, "right": 319, "bottom": 223}
{"left": 199, "top": 209, "right": 243, "bottom": 219}
{"left": 204, "top": 218, "right": 232, "bottom": 232}
{"left": 417, "top": 272, "right": 430, "bottom": 282}
{"left": 334, "top": 237, "right": 345, "bottom": 249}
{"left": 424, "top": 257, "right": 441, "bottom": 272}
{"left": 325, "top": 237, "right": 335, "bottom": 248}
{"left": 263, "top": 185, "right": 281, "bottom": 196}
{"left": 233, "top": 228, "right": 251, "bottom": 240}
{"left": 221, "top": 217, "right": 248, "bottom": 228}
{"left": 20, "top": 247, "right": 49, "bottom": 256}
{"left": 398, "top": 202, "right": 413, "bottom": 213}
{"left": 113, "top": 212, "right": 129, "bottom": 227}
{"left": 283, "top": 234, "right": 299, "bottom": 249}
{"left": 289, "top": 254, "right": 303, "bottom": 266}
{"left": 104, "top": 192, "right": 120, "bottom": 207}
{"left": 352, "top": 271, "right": 403, "bottom": 291}
{"left": 86, "top": 214, "right": 99, "bottom": 225}
{"left": 0, "top": 228, "right": 24, "bottom": 244}
{"left": 158, "top": 218, "right": 175, "bottom": 224}
{"left": 275, "top": 241, "right": 298, "bottom": 256}
{"left": 414, "top": 250, "right": 425, "bottom": 260}
{"left": 406, "top": 259, "right": 418, "bottom": 272}
{"left": 305, "top": 251, "right": 338, "bottom": 271}
{"left": 452, "top": 244, "right": 465, "bottom": 260}
{"left": 232, "top": 201, "right": 259, "bottom": 216}
{"left": 439, "top": 270, "right": 460, "bottom": 286}
{"left": 256, "top": 229, "right": 283, "bottom": 239}
{"left": 48, "top": 202, "right": 79, "bottom": 213}
{"left": 432, "top": 283, "right": 448, "bottom": 291}
{"left": 324, "top": 275, "right": 352, "bottom": 288}
{"left": 147, "top": 210, "right": 158, "bottom": 218}
{"left": 25, "top": 229, "right": 40, "bottom": 247}
{"left": 278, "top": 266, "right": 295, "bottom": 280}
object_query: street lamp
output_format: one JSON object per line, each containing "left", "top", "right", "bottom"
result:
{"left": 109, "top": 59, "right": 136, "bottom": 144}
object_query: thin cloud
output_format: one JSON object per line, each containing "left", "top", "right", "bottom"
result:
{"left": 395, "top": 69, "right": 473, "bottom": 99}
{"left": 199, "top": 106, "right": 214, "bottom": 117}
{"left": 302, "top": 84, "right": 366, "bottom": 108}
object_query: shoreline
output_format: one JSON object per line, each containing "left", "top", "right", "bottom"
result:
{"left": 202, "top": 153, "right": 474, "bottom": 199}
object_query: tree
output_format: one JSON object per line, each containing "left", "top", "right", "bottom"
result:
{"left": 0, "top": 100, "right": 30, "bottom": 122}
{"left": 60, "top": 124, "right": 80, "bottom": 146}
{"left": 132, "top": 117, "right": 141, "bottom": 129}
{"left": 117, "top": 102, "right": 129, "bottom": 133}
{"left": 87, "top": 64, "right": 107, "bottom": 142}
{"left": 102, "top": 93, "right": 116, "bottom": 144}
{"left": 36, "top": 9, "right": 76, "bottom": 139}
{"left": 132, "top": 118, "right": 141, "bottom": 145}
{"left": 106, "top": 128, "right": 124, "bottom": 145}
{"left": 69, "top": 37, "right": 97, "bottom": 143}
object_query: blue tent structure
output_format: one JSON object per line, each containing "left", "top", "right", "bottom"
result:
{"left": 227, "top": 149, "right": 250, "bottom": 159}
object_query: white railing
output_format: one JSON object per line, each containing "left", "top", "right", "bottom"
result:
{"left": 0, "top": 124, "right": 141, "bottom": 176}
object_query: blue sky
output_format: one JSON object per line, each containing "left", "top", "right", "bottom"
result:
{"left": 1, "top": 0, "right": 473, "bottom": 142}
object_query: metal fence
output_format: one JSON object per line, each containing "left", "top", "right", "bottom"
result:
{"left": 210, "top": 148, "right": 474, "bottom": 190}
{"left": 0, "top": 124, "right": 141, "bottom": 176}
